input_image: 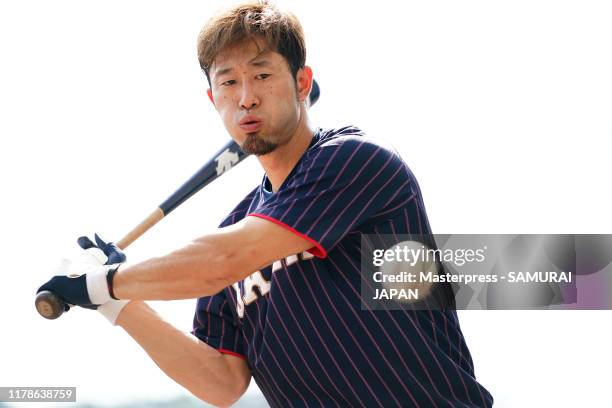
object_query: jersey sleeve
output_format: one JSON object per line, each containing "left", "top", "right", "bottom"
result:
{"left": 191, "top": 290, "right": 246, "bottom": 360}
{"left": 248, "top": 136, "right": 414, "bottom": 257}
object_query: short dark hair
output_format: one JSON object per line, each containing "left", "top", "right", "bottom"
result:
{"left": 197, "top": 1, "right": 306, "bottom": 84}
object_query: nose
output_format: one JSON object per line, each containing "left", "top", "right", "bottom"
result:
{"left": 239, "top": 81, "right": 260, "bottom": 110}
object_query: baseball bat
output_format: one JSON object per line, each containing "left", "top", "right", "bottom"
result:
{"left": 35, "top": 80, "right": 320, "bottom": 319}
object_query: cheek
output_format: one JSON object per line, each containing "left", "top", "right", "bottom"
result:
{"left": 278, "top": 93, "right": 300, "bottom": 123}
{"left": 214, "top": 97, "right": 236, "bottom": 126}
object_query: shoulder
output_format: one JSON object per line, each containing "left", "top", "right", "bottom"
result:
{"left": 218, "top": 187, "right": 259, "bottom": 228}
{"left": 299, "top": 126, "right": 404, "bottom": 174}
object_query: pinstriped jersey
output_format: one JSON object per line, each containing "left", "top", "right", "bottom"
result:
{"left": 192, "top": 126, "right": 494, "bottom": 407}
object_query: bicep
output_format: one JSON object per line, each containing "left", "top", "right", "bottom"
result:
{"left": 222, "top": 215, "right": 315, "bottom": 282}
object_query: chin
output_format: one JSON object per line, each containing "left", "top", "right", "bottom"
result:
{"left": 242, "top": 133, "right": 278, "bottom": 156}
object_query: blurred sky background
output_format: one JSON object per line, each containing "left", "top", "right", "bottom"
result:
{"left": 1, "top": 0, "right": 611, "bottom": 407}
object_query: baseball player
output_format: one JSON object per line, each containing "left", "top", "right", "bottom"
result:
{"left": 38, "top": 2, "right": 494, "bottom": 407}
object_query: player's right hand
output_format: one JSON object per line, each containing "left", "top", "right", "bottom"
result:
{"left": 77, "top": 234, "right": 130, "bottom": 325}
{"left": 37, "top": 234, "right": 128, "bottom": 323}
{"left": 76, "top": 233, "right": 126, "bottom": 265}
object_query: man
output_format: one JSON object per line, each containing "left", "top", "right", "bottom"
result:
{"left": 38, "top": 2, "right": 494, "bottom": 407}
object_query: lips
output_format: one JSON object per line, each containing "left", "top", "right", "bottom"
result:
{"left": 239, "top": 115, "right": 262, "bottom": 132}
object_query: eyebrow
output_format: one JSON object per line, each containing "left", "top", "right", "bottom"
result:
{"left": 214, "top": 67, "right": 233, "bottom": 78}
{"left": 250, "top": 59, "right": 271, "bottom": 67}
{"left": 213, "top": 50, "right": 272, "bottom": 78}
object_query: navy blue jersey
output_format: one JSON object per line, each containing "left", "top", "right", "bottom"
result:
{"left": 192, "top": 126, "right": 494, "bottom": 407}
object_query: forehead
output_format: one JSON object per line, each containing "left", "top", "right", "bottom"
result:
{"left": 211, "top": 37, "right": 288, "bottom": 77}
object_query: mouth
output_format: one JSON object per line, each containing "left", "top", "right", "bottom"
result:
{"left": 239, "top": 116, "right": 262, "bottom": 132}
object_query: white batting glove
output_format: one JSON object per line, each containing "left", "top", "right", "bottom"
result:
{"left": 39, "top": 234, "right": 130, "bottom": 325}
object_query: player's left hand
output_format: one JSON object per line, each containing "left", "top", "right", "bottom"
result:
{"left": 37, "top": 234, "right": 126, "bottom": 310}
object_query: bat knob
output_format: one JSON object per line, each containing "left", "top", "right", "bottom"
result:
{"left": 35, "top": 291, "right": 68, "bottom": 320}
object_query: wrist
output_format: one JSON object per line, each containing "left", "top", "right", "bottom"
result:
{"left": 86, "top": 267, "right": 114, "bottom": 304}
{"left": 106, "top": 265, "right": 120, "bottom": 300}
{"left": 98, "top": 300, "right": 130, "bottom": 325}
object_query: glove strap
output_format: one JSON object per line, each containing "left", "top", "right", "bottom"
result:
{"left": 106, "top": 266, "right": 120, "bottom": 300}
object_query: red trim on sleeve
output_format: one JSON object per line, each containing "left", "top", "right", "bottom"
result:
{"left": 248, "top": 213, "right": 328, "bottom": 258}
{"left": 218, "top": 348, "right": 247, "bottom": 360}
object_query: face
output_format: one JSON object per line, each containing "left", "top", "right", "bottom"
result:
{"left": 208, "top": 37, "right": 311, "bottom": 155}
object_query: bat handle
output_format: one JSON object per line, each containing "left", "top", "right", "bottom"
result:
{"left": 116, "top": 207, "right": 165, "bottom": 250}
{"left": 36, "top": 207, "right": 164, "bottom": 320}
{"left": 35, "top": 291, "right": 69, "bottom": 320}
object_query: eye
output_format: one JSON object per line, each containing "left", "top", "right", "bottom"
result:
{"left": 221, "top": 79, "right": 236, "bottom": 86}
{"left": 256, "top": 73, "right": 271, "bottom": 80}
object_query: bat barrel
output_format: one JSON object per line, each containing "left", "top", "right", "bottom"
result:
{"left": 309, "top": 79, "right": 320, "bottom": 107}
{"left": 159, "top": 141, "right": 247, "bottom": 215}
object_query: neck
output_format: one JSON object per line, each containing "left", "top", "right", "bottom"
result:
{"left": 257, "top": 108, "right": 314, "bottom": 192}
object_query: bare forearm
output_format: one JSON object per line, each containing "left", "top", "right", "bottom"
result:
{"left": 116, "top": 301, "right": 249, "bottom": 407}
{"left": 113, "top": 233, "right": 242, "bottom": 300}
{"left": 111, "top": 216, "right": 312, "bottom": 301}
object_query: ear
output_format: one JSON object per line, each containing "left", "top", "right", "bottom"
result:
{"left": 207, "top": 88, "right": 215, "bottom": 106}
{"left": 296, "top": 66, "right": 313, "bottom": 104}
